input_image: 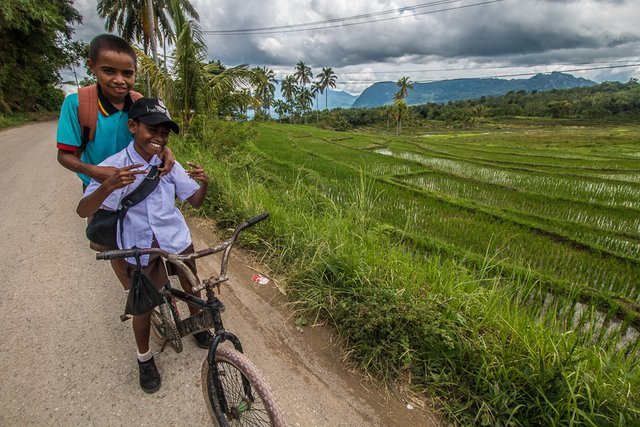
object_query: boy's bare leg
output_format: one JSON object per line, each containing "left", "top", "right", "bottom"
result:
{"left": 178, "top": 276, "right": 202, "bottom": 316}
{"left": 132, "top": 312, "right": 152, "bottom": 354}
{"left": 89, "top": 240, "right": 129, "bottom": 289}
{"left": 110, "top": 258, "right": 130, "bottom": 290}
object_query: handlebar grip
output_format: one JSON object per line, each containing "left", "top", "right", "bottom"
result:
{"left": 96, "top": 249, "right": 139, "bottom": 260}
{"left": 245, "top": 212, "right": 270, "bottom": 227}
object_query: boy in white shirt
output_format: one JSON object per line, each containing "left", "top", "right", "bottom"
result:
{"left": 77, "top": 98, "right": 211, "bottom": 393}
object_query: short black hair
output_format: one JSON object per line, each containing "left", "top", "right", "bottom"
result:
{"left": 88, "top": 34, "right": 137, "bottom": 67}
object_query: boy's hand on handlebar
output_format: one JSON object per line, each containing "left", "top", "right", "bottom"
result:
{"left": 103, "top": 164, "right": 146, "bottom": 191}
{"left": 186, "top": 162, "right": 209, "bottom": 185}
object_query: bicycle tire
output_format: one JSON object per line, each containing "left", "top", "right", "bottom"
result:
{"left": 150, "top": 301, "right": 183, "bottom": 353}
{"left": 201, "top": 345, "right": 285, "bottom": 427}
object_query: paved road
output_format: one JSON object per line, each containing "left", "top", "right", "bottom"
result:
{"left": 0, "top": 121, "right": 441, "bottom": 426}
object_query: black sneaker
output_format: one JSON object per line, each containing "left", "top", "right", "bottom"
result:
{"left": 138, "top": 357, "right": 161, "bottom": 393}
{"left": 193, "top": 330, "right": 215, "bottom": 349}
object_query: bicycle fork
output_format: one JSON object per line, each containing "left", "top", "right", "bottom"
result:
{"left": 207, "top": 323, "right": 256, "bottom": 421}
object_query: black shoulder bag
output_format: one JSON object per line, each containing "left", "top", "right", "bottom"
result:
{"left": 86, "top": 164, "right": 161, "bottom": 250}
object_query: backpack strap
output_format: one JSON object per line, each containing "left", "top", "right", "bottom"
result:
{"left": 77, "top": 86, "right": 144, "bottom": 152}
{"left": 78, "top": 85, "right": 98, "bottom": 152}
{"left": 130, "top": 90, "right": 144, "bottom": 103}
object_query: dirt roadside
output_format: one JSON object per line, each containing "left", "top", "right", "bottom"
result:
{"left": 0, "top": 121, "right": 443, "bottom": 426}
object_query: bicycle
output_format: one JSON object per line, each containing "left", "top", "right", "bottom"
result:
{"left": 97, "top": 213, "right": 285, "bottom": 427}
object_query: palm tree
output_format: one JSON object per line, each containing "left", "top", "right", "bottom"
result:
{"left": 98, "top": 0, "right": 199, "bottom": 92}
{"left": 253, "top": 66, "right": 276, "bottom": 120}
{"left": 395, "top": 76, "right": 414, "bottom": 101}
{"left": 98, "top": 0, "right": 167, "bottom": 56}
{"left": 310, "top": 81, "right": 321, "bottom": 123}
{"left": 391, "top": 76, "right": 414, "bottom": 134}
{"left": 273, "top": 100, "right": 288, "bottom": 123}
{"left": 297, "top": 87, "right": 314, "bottom": 123}
{"left": 393, "top": 98, "right": 408, "bottom": 135}
{"left": 280, "top": 75, "right": 298, "bottom": 101}
{"left": 138, "top": 7, "right": 256, "bottom": 130}
{"left": 161, "top": 0, "right": 200, "bottom": 68}
{"left": 317, "top": 67, "right": 337, "bottom": 110}
{"left": 280, "top": 75, "right": 299, "bottom": 121}
{"left": 293, "top": 60, "right": 313, "bottom": 88}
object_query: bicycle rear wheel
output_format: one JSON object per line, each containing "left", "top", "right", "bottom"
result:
{"left": 150, "top": 300, "right": 183, "bottom": 353}
{"left": 201, "top": 345, "right": 285, "bottom": 427}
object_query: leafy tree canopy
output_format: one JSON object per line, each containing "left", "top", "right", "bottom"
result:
{"left": 0, "top": 0, "right": 84, "bottom": 112}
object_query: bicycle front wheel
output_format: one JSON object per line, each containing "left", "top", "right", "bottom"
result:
{"left": 201, "top": 345, "right": 285, "bottom": 427}
{"left": 150, "top": 300, "right": 183, "bottom": 353}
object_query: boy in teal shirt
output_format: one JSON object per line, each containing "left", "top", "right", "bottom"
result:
{"left": 56, "top": 34, "right": 174, "bottom": 288}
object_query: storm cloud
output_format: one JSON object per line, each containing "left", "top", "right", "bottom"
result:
{"left": 71, "top": 0, "right": 640, "bottom": 94}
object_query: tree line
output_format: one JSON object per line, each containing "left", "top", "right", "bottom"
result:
{"left": 306, "top": 78, "right": 640, "bottom": 132}
{"left": 0, "top": 0, "right": 342, "bottom": 131}
{"left": 5, "top": 0, "right": 637, "bottom": 133}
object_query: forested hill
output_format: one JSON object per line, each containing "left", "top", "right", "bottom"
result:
{"left": 352, "top": 72, "right": 595, "bottom": 108}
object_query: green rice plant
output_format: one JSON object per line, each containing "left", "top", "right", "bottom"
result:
{"left": 251, "top": 126, "right": 640, "bottom": 300}
{"left": 171, "top": 122, "right": 640, "bottom": 426}
{"left": 375, "top": 148, "right": 640, "bottom": 209}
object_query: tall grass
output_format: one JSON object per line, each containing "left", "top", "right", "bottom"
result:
{"left": 171, "top": 122, "right": 640, "bottom": 426}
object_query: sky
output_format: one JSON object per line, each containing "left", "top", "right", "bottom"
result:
{"left": 69, "top": 0, "right": 640, "bottom": 95}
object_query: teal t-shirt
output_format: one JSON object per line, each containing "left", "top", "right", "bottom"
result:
{"left": 56, "top": 88, "right": 135, "bottom": 185}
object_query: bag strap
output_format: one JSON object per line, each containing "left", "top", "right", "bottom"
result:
{"left": 120, "top": 164, "right": 162, "bottom": 212}
{"left": 78, "top": 85, "right": 98, "bottom": 151}
{"left": 77, "top": 86, "right": 144, "bottom": 152}
{"left": 130, "top": 90, "right": 144, "bottom": 103}
{"left": 116, "top": 164, "right": 162, "bottom": 248}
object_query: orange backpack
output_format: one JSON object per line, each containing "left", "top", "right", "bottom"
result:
{"left": 77, "top": 84, "right": 143, "bottom": 151}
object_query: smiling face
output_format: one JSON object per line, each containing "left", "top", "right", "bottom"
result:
{"left": 128, "top": 120, "right": 171, "bottom": 162}
{"left": 88, "top": 49, "right": 136, "bottom": 107}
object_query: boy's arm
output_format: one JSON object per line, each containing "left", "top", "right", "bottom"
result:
{"left": 158, "top": 146, "right": 175, "bottom": 177}
{"left": 185, "top": 162, "right": 209, "bottom": 208}
{"left": 76, "top": 164, "right": 146, "bottom": 218}
{"left": 57, "top": 150, "right": 119, "bottom": 183}
{"left": 55, "top": 94, "right": 119, "bottom": 183}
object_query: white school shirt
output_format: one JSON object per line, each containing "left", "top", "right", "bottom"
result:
{"left": 84, "top": 142, "right": 200, "bottom": 266}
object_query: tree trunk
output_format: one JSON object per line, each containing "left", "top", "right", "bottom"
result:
{"left": 147, "top": 0, "right": 159, "bottom": 66}
{"left": 163, "top": 36, "right": 167, "bottom": 72}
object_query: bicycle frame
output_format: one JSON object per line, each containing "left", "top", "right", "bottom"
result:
{"left": 161, "top": 283, "right": 254, "bottom": 419}
{"left": 97, "top": 212, "right": 269, "bottom": 420}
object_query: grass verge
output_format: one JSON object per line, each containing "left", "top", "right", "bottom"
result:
{"left": 172, "top": 122, "right": 640, "bottom": 426}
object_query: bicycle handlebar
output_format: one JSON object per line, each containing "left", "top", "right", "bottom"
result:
{"left": 245, "top": 212, "right": 269, "bottom": 227}
{"left": 96, "top": 212, "right": 270, "bottom": 261}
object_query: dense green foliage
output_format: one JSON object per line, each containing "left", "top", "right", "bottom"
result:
{"left": 303, "top": 79, "right": 640, "bottom": 132}
{"left": 0, "top": 0, "right": 84, "bottom": 112}
{"left": 172, "top": 119, "right": 640, "bottom": 426}
{"left": 415, "top": 79, "right": 640, "bottom": 120}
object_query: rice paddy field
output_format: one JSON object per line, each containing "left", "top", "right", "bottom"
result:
{"left": 177, "top": 121, "right": 640, "bottom": 426}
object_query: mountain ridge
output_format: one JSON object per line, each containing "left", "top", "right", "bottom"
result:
{"left": 351, "top": 72, "right": 596, "bottom": 109}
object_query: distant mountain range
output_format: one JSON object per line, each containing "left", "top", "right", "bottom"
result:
{"left": 351, "top": 72, "right": 596, "bottom": 109}
{"left": 264, "top": 72, "right": 596, "bottom": 115}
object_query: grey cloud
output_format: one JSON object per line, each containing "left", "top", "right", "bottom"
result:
{"left": 71, "top": 0, "right": 640, "bottom": 87}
